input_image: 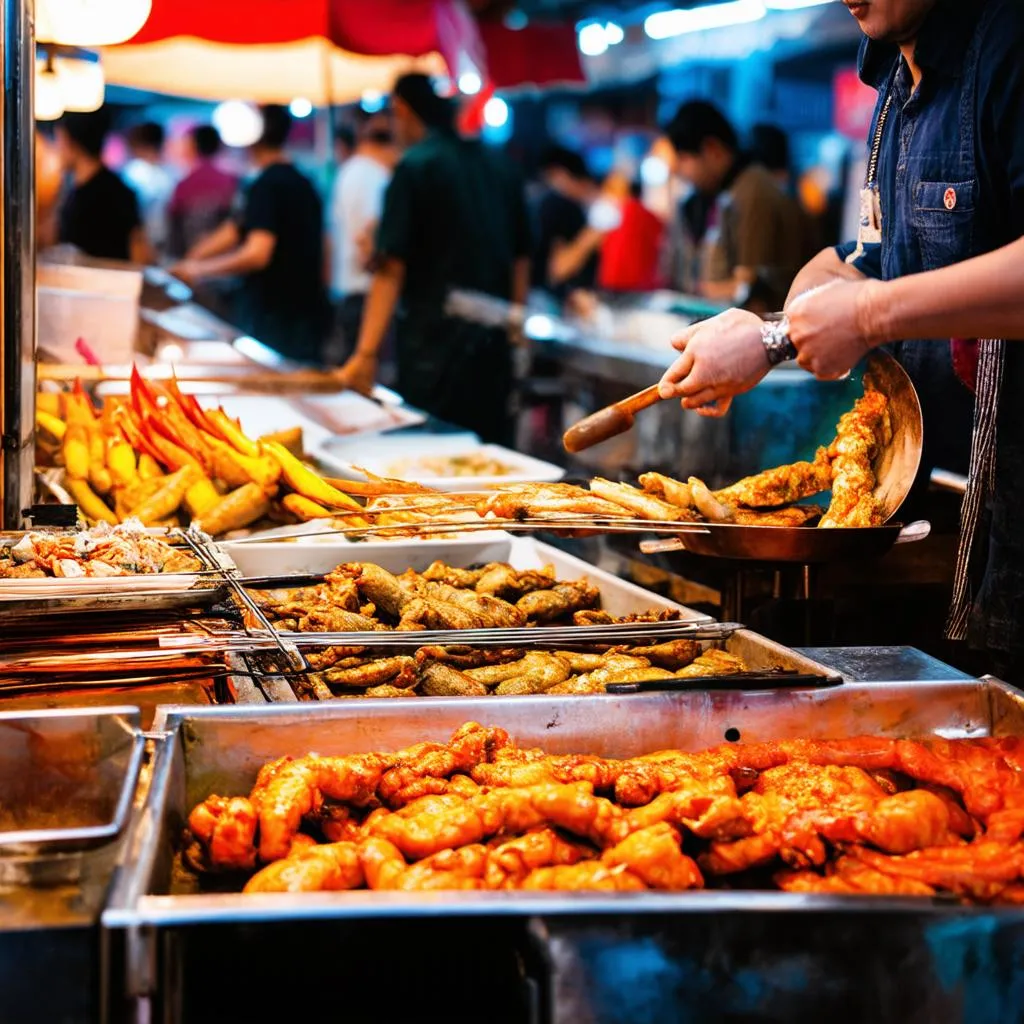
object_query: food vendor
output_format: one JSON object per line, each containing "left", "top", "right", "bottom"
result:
{"left": 335, "top": 73, "right": 531, "bottom": 445}
{"left": 657, "top": 0, "right": 1024, "bottom": 679}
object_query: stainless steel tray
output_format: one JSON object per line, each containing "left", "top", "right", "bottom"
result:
{"left": 246, "top": 627, "right": 833, "bottom": 703}
{"left": 104, "top": 676, "right": 1023, "bottom": 927}
{"left": 0, "top": 529, "right": 235, "bottom": 621}
{"left": 0, "top": 706, "right": 144, "bottom": 856}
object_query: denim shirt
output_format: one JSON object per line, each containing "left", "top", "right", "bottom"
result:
{"left": 835, "top": 0, "right": 1024, "bottom": 655}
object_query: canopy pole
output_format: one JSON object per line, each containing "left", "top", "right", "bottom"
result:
{"left": 0, "top": 0, "right": 36, "bottom": 527}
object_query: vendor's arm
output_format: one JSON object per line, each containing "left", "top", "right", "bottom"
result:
{"left": 336, "top": 258, "right": 405, "bottom": 393}
{"left": 785, "top": 246, "right": 870, "bottom": 308}
{"left": 335, "top": 162, "right": 413, "bottom": 393}
{"left": 549, "top": 226, "right": 604, "bottom": 286}
{"left": 184, "top": 219, "right": 239, "bottom": 261}
{"left": 788, "top": 237, "right": 1024, "bottom": 378}
{"left": 174, "top": 229, "right": 275, "bottom": 283}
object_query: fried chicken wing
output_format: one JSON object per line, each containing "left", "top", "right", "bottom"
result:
{"left": 243, "top": 841, "right": 364, "bottom": 893}
{"left": 484, "top": 829, "right": 589, "bottom": 889}
{"left": 520, "top": 862, "right": 647, "bottom": 891}
{"left": 480, "top": 483, "right": 630, "bottom": 521}
{"left": 186, "top": 796, "right": 258, "bottom": 871}
{"left": 638, "top": 472, "right": 694, "bottom": 509}
{"left": 820, "top": 390, "right": 888, "bottom": 528}
{"left": 515, "top": 579, "right": 601, "bottom": 623}
{"left": 714, "top": 448, "right": 832, "bottom": 509}
{"left": 475, "top": 563, "right": 556, "bottom": 600}
{"left": 602, "top": 823, "right": 704, "bottom": 890}
{"left": 588, "top": 478, "right": 696, "bottom": 522}
{"left": 322, "top": 656, "right": 417, "bottom": 689}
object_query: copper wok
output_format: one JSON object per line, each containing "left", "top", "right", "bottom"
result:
{"left": 640, "top": 350, "right": 926, "bottom": 563}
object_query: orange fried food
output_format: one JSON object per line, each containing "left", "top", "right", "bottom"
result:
{"left": 485, "top": 829, "right": 589, "bottom": 889}
{"left": 602, "top": 824, "right": 704, "bottom": 890}
{"left": 775, "top": 857, "right": 937, "bottom": 897}
{"left": 243, "top": 841, "right": 364, "bottom": 893}
{"left": 187, "top": 796, "right": 258, "bottom": 871}
{"left": 714, "top": 447, "right": 833, "bottom": 509}
{"left": 521, "top": 861, "right": 648, "bottom": 891}
{"left": 820, "top": 390, "right": 888, "bottom": 528}
{"left": 849, "top": 842, "right": 1024, "bottom": 901}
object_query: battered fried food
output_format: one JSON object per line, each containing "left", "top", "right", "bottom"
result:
{"left": 480, "top": 483, "right": 631, "bottom": 521}
{"left": 187, "top": 724, "right": 1024, "bottom": 901}
{"left": 588, "top": 478, "right": 696, "bottom": 522}
{"left": 713, "top": 448, "right": 833, "bottom": 509}
{"left": 637, "top": 472, "right": 694, "bottom": 509}
{"left": 820, "top": 390, "right": 888, "bottom": 528}
{"left": 516, "top": 580, "right": 600, "bottom": 623}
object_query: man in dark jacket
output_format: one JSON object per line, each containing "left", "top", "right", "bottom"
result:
{"left": 336, "top": 74, "right": 531, "bottom": 443}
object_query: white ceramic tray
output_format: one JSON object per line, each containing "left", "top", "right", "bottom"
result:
{"left": 314, "top": 433, "right": 566, "bottom": 492}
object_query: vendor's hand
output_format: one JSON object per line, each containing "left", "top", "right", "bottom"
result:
{"left": 335, "top": 350, "right": 378, "bottom": 395}
{"left": 657, "top": 308, "right": 768, "bottom": 418}
{"left": 170, "top": 259, "right": 201, "bottom": 286}
{"left": 787, "top": 279, "right": 880, "bottom": 379}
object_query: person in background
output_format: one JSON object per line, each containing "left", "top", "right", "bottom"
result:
{"left": 751, "top": 122, "right": 821, "bottom": 262}
{"left": 664, "top": 101, "right": 805, "bottom": 311}
{"left": 596, "top": 177, "right": 665, "bottom": 293}
{"left": 533, "top": 145, "right": 600, "bottom": 298}
{"left": 172, "top": 105, "right": 327, "bottom": 364}
{"left": 123, "top": 121, "right": 175, "bottom": 256}
{"left": 167, "top": 124, "right": 238, "bottom": 259}
{"left": 327, "top": 111, "right": 396, "bottom": 363}
{"left": 54, "top": 109, "right": 152, "bottom": 263}
{"left": 335, "top": 73, "right": 530, "bottom": 444}
{"left": 334, "top": 126, "right": 356, "bottom": 168}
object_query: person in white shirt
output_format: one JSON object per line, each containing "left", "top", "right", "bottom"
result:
{"left": 122, "top": 122, "right": 176, "bottom": 258}
{"left": 328, "top": 113, "right": 396, "bottom": 362}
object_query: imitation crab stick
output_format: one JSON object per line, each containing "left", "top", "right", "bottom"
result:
{"left": 261, "top": 441, "right": 363, "bottom": 511}
{"left": 204, "top": 408, "right": 261, "bottom": 458}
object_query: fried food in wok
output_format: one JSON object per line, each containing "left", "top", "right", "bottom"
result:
{"left": 185, "top": 723, "right": 1024, "bottom": 901}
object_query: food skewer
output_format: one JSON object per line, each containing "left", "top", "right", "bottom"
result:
{"left": 562, "top": 383, "right": 665, "bottom": 453}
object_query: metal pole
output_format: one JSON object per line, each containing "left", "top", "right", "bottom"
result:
{"left": 1, "top": 0, "right": 36, "bottom": 528}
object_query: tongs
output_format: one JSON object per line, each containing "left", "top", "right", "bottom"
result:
{"left": 563, "top": 384, "right": 665, "bottom": 453}
{"left": 605, "top": 670, "right": 843, "bottom": 693}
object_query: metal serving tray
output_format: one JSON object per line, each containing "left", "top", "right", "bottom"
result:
{"left": 103, "top": 676, "right": 1023, "bottom": 929}
{"left": 0, "top": 706, "right": 144, "bottom": 856}
{"left": 223, "top": 535, "right": 703, "bottom": 622}
{"left": 0, "top": 529, "right": 236, "bottom": 622}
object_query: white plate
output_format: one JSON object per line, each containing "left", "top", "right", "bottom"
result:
{"left": 315, "top": 434, "right": 566, "bottom": 492}
{"left": 221, "top": 536, "right": 700, "bottom": 621}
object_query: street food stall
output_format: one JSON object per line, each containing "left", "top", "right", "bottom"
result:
{"left": 1, "top": 4, "right": 1022, "bottom": 1024}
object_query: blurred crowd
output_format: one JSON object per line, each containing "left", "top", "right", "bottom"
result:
{"left": 37, "top": 78, "right": 830, "bottom": 442}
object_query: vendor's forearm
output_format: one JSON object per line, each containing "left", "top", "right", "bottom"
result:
{"left": 786, "top": 248, "right": 865, "bottom": 309}
{"left": 193, "top": 247, "right": 266, "bottom": 280}
{"left": 512, "top": 257, "right": 530, "bottom": 308}
{"left": 866, "top": 239, "right": 1024, "bottom": 344}
{"left": 549, "top": 228, "right": 603, "bottom": 285}
{"left": 187, "top": 221, "right": 239, "bottom": 260}
{"left": 354, "top": 261, "right": 404, "bottom": 357}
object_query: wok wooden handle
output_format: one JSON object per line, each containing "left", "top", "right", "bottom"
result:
{"left": 563, "top": 384, "right": 664, "bottom": 454}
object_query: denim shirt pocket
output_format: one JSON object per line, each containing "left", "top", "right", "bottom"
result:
{"left": 911, "top": 179, "right": 975, "bottom": 269}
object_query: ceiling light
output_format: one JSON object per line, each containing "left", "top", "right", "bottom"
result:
{"left": 577, "top": 21, "right": 609, "bottom": 57}
{"left": 35, "top": 61, "right": 64, "bottom": 121}
{"left": 212, "top": 101, "right": 264, "bottom": 149}
{"left": 289, "top": 97, "right": 313, "bottom": 119}
{"left": 604, "top": 21, "right": 625, "bottom": 45}
{"left": 458, "top": 71, "right": 482, "bottom": 95}
{"left": 640, "top": 154, "right": 670, "bottom": 187}
{"left": 483, "top": 96, "right": 509, "bottom": 128}
{"left": 55, "top": 56, "right": 105, "bottom": 113}
{"left": 645, "top": 0, "right": 766, "bottom": 39}
{"left": 360, "top": 89, "right": 385, "bottom": 114}
{"left": 37, "top": 0, "right": 152, "bottom": 47}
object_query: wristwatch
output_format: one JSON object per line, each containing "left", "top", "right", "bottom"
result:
{"left": 761, "top": 315, "right": 798, "bottom": 366}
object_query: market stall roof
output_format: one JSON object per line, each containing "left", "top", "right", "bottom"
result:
{"left": 101, "top": 0, "right": 583, "bottom": 104}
